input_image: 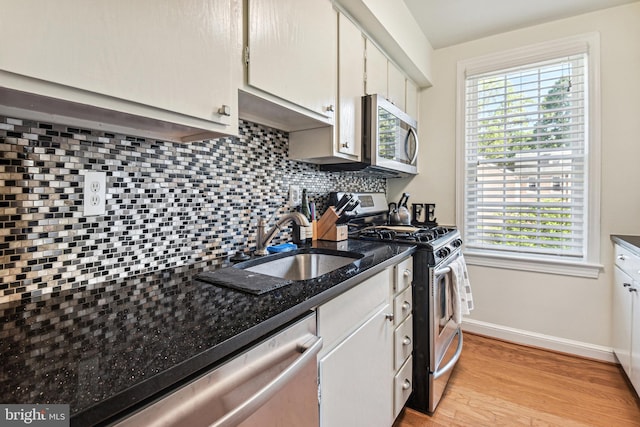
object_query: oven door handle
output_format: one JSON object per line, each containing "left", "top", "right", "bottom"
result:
{"left": 434, "top": 266, "right": 451, "bottom": 276}
{"left": 433, "top": 330, "right": 463, "bottom": 380}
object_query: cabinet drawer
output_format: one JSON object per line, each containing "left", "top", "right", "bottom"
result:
{"left": 615, "top": 245, "right": 640, "bottom": 281}
{"left": 394, "top": 315, "right": 413, "bottom": 371}
{"left": 318, "top": 269, "right": 389, "bottom": 355}
{"left": 394, "top": 356, "right": 413, "bottom": 418}
{"left": 394, "top": 257, "right": 413, "bottom": 293}
{"left": 394, "top": 285, "right": 412, "bottom": 327}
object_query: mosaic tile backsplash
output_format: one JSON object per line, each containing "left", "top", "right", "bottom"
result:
{"left": 0, "top": 116, "right": 385, "bottom": 304}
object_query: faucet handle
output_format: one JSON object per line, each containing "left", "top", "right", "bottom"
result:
{"left": 257, "top": 210, "right": 277, "bottom": 226}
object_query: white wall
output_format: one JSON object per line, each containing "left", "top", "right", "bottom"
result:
{"left": 389, "top": 2, "right": 640, "bottom": 351}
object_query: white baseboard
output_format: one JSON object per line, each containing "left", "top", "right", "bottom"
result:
{"left": 461, "top": 318, "right": 617, "bottom": 363}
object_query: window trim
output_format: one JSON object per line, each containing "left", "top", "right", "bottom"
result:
{"left": 456, "top": 33, "right": 602, "bottom": 278}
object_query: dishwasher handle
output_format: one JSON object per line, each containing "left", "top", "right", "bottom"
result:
{"left": 211, "top": 335, "right": 323, "bottom": 427}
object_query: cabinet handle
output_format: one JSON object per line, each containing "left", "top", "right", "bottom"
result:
{"left": 402, "top": 379, "right": 411, "bottom": 390}
{"left": 403, "top": 269, "right": 411, "bottom": 278}
{"left": 630, "top": 288, "right": 638, "bottom": 293}
{"left": 624, "top": 283, "right": 632, "bottom": 287}
{"left": 403, "top": 336, "right": 412, "bottom": 346}
{"left": 341, "top": 141, "right": 350, "bottom": 149}
{"left": 217, "top": 105, "right": 231, "bottom": 116}
{"left": 325, "top": 105, "right": 335, "bottom": 112}
{"left": 618, "top": 254, "right": 627, "bottom": 261}
{"left": 385, "top": 313, "right": 394, "bottom": 322}
{"left": 402, "top": 301, "right": 411, "bottom": 311}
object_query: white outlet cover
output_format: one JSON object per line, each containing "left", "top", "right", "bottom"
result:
{"left": 289, "top": 185, "right": 301, "bottom": 207}
{"left": 84, "top": 171, "right": 106, "bottom": 216}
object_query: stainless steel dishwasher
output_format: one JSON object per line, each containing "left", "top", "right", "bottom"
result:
{"left": 115, "top": 312, "right": 322, "bottom": 427}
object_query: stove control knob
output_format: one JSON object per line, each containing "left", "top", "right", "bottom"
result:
{"left": 437, "top": 248, "right": 450, "bottom": 258}
{"left": 452, "top": 239, "right": 463, "bottom": 248}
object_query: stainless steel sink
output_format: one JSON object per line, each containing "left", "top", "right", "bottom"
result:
{"left": 234, "top": 249, "right": 364, "bottom": 281}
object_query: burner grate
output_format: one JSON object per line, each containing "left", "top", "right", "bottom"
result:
{"left": 356, "top": 226, "right": 457, "bottom": 246}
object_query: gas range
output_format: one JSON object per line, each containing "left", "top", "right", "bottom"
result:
{"left": 330, "top": 191, "right": 462, "bottom": 265}
{"left": 354, "top": 225, "right": 461, "bottom": 266}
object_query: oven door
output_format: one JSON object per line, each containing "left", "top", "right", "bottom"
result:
{"left": 427, "top": 254, "right": 464, "bottom": 411}
{"left": 430, "top": 257, "right": 460, "bottom": 371}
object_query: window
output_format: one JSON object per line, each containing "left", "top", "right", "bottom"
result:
{"left": 456, "top": 35, "right": 601, "bottom": 277}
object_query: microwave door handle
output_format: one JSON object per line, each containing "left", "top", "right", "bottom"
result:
{"left": 406, "top": 127, "right": 419, "bottom": 165}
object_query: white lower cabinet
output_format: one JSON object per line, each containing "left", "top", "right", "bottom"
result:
{"left": 391, "top": 258, "right": 413, "bottom": 418}
{"left": 317, "top": 255, "right": 413, "bottom": 426}
{"left": 612, "top": 243, "right": 640, "bottom": 395}
{"left": 317, "top": 268, "right": 393, "bottom": 427}
{"left": 319, "top": 303, "right": 393, "bottom": 426}
{"left": 613, "top": 266, "right": 633, "bottom": 377}
{"left": 394, "top": 355, "right": 413, "bottom": 417}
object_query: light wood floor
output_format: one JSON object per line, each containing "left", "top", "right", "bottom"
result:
{"left": 394, "top": 333, "right": 640, "bottom": 427}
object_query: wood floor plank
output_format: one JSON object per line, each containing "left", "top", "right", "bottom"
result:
{"left": 394, "top": 333, "right": 640, "bottom": 427}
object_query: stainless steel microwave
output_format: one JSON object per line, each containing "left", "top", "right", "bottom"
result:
{"left": 321, "top": 94, "right": 419, "bottom": 177}
{"left": 363, "top": 94, "right": 418, "bottom": 176}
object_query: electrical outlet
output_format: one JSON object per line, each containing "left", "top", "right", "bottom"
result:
{"left": 289, "top": 185, "right": 301, "bottom": 207}
{"left": 84, "top": 171, "right": 106, "bottom": 216}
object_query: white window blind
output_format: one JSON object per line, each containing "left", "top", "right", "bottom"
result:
{"left": 463, "top": 53, "right": 588, "bottom": 260}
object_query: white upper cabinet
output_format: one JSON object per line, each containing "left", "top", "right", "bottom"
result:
{"left": 405, "top": 78, "right": 419, "bottom": 121}
{"left": 246, "top": 0, "right": 337, "bottom": 122}
{"left": 337, "top": 12, "right": 364, "bottom": 159}
{"left": 365, "top": 37, "right": 419, "bottom": 118}
{"left": 387, "top": 62, "right": 406, "bottom": 110}
{"left": 0, "top": 0, "right": 240, "bottom": 141}
{"left": 365, "top": 39, "right": 388, "bottom": 98}
{"left": 287, "top": 10, "right": 363, "bottom": 163}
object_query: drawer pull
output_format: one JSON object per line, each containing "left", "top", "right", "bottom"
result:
{"left": 618, "top": 254, "right": 627, "bottom": 261}
{"left": 403, "top": 269, "right": 411, "bottom": 278}
{"left": 402, "top": 301, "right": 411, "bottom": 311}
{"left": 403, "top": 336, "right": 412, "bottom": 346}
{"left": 385, "top": 313, "right": 394, "bottom": 322}
{"left": 402, "top": 379, "right": 411, "bottom": 390}
{"left": 630, "top": 288, "right": 638, "bottom": 293}
{"left": 624, "top": 283, "right": 632, "bottom": 287}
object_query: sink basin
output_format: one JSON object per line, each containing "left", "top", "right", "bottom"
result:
{"left": 234, "top": 249, "right": 364, "bottom": 281}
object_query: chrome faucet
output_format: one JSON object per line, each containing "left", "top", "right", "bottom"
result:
{"left": 255, "top": 212, "right": 310, "bottom": 256}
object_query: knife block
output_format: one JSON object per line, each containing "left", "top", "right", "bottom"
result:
{"left": 317, "top": 207, "right": 348, "bottom": 241}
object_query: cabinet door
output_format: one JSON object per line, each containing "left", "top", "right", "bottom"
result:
{"left": 613, "top": 267, "right": 633, "bottom": 377}
{"left": 387, "top": 62, "right": 406, "bottom": 110}
{"left": 319, "top": 304, "right": 393, "bottom": 427}
{"left": 365, "top": 39, "right": 387, "bottom": 97}
{"left": 405, "top": 78, "right": 419, "bottom": 120}
{"left": 337, "top": 13, "right": 364, "bottom": 158}
{"left": 0, "top": 0, "right": 236, "bottom": 127}
{"left": 631, "top": 281, "right": 640, "bottom": 394}
{"left": 247, "top": 0, "right": 336, "bottom": 120}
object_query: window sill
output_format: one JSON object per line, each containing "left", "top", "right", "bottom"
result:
{"left": 463, "top": 250, "right": 603, "bottom": 279}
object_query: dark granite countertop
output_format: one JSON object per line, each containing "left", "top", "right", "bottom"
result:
{"left": 611, "top": 235, "right": 640, "bottom": 256}
{"left": 0, "top": 240, "right": 415, "bottom": 426}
